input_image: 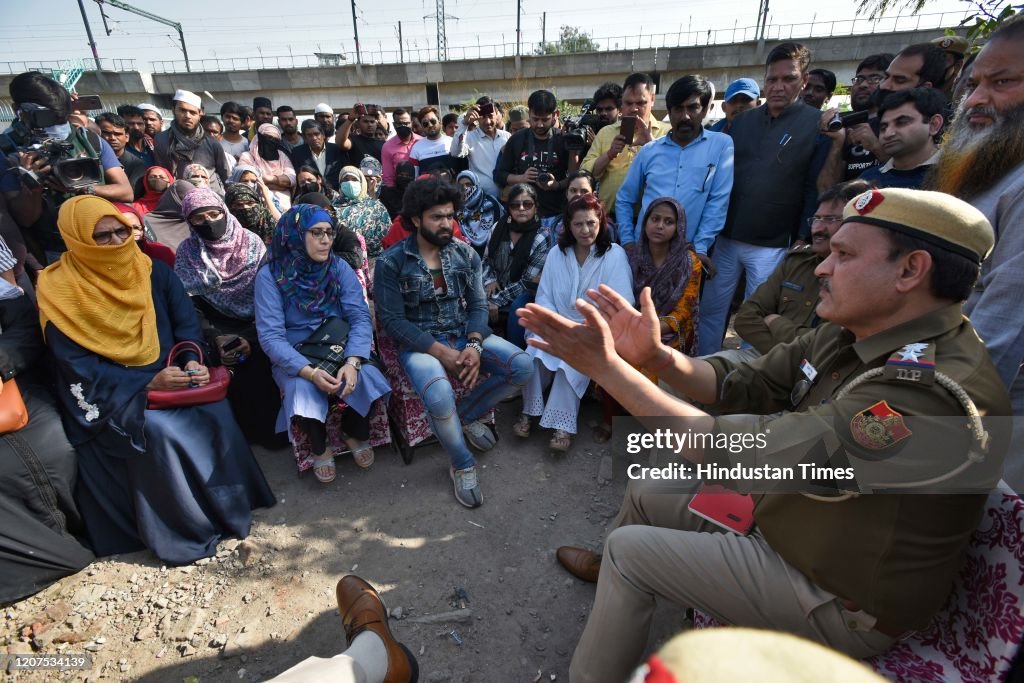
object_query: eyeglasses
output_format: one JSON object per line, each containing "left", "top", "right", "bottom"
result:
{"left": 308, "top": 228, "right": 336, "bottom": 241}
{"left": 422, "top": 119, "right": 439, "bottom": 126}
{"left": 510, "top": 200, "right": 536, "bottom": 210}
{"left": 807, "top": 215, "right": 843, "bottom": 226}
{"left": 851, "top": 74, "right": 885, "bottom": 86}
{"left": 93, "top": 227, "right": 133, "bottom": 244}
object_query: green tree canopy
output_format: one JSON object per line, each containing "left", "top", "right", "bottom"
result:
{"left": 536, "top": 25, "right": 600, "bottom": 55}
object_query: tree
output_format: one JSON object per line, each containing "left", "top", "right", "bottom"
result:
{"left": 535, "top": 25, "right": 600, "bottom": 55}
{"left": 855, "top": 0, "right": 1021, "bottom": 41}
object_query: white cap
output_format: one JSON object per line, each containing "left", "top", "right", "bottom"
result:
{"left": 314, "top": 103, "right": 334, "bottom": 115}
{"left": 137, "top": 103, "right": 163, "bottom": 116}
{"left": 172, "top": 89, "right": 202, "bottom": 109}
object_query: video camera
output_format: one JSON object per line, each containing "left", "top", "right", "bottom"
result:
{"left": 827, "top": 109, "right": 872, "bottom": 132}
{"left": 0, "top": 106, "right": 104, "bottom": 192}
{"left": 562, "top": 99, "right": 604, "bottom": 151}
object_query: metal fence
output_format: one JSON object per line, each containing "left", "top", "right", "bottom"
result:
{"left": 0, "top": 58, "right": 137, "bottom": 75}
{"left": 3, "top": 10, "right": 969, "bottom": 76}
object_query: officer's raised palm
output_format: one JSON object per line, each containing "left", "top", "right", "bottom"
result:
{"left": 586, "top": 285, "right": 662, "bottom": 369}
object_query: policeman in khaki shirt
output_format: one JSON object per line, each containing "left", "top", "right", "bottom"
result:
{"left": 517, "top": 187, "right": 1010, "bottom": 683}
{"left": 732, "top": 180, "right": 871, "bottom": 359}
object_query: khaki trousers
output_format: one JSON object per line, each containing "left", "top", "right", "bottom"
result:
{"left": 569, "top": 479, "right": 894, "bottom": 683}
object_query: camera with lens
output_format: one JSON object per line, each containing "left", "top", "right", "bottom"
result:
{"left": 562, "top": 99, "right": 604, "bottom": 151}
{"left": 827, "top": 109, "right": 872, "bottom": 132}
{"left": 0, "top": 107, "right": 104, "bottom": 192}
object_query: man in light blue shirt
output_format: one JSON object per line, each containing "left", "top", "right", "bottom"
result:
{"left": 616, "top": 75, "right": 734, "bottom": 269}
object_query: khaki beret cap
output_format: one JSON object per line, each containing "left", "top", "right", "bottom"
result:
{"left": 931, "top": 35, "right": 970, "bottom": 56}
{"left": 842, "top": 188, "right": 994, "bottom": 264}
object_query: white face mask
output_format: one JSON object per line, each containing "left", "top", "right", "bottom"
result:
{"left": 341, "top": 180, "right": 361, "bottom": 199}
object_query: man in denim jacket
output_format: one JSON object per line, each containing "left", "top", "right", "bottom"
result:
{"left": 375, "top": 178, "right": 534, "bottom": 507}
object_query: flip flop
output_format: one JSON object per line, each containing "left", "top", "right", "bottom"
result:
{"left": 352, "top": 446, "right": 375, "bottom": 469}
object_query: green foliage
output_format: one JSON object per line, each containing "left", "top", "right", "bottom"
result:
{"left": 856, "top": 0, "right": 1021, "bottom": 43}
{"left": 535, "top": 25, "right": 600, "bottom": 55}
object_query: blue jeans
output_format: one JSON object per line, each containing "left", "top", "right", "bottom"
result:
{"left": 399, "top": 334, "right": 534, "bottom": 470}
{"left": 502, "top": 289, "right": 534, "bottom": 350}
{"left": 696, "top": 237, "right": 787, "bottom": 356}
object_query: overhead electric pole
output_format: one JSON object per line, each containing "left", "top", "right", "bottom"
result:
{"left": 77, "top": 0, "right": 103, "bottom": 72}
{"left": 424, "top": 0, "right": 458, "bottom": 61}
{"left": 95, "top": 0, "right": 190, "bottom": 71}
{"left": 398, "top": 21, "right": 404, "bottom": 63}
{"left": 541, "top": 12, "right": 546, "bottom": 50}
{"left": 516, "top": 0, "right": 522, "bottom": 56}
{"left": 351, "top": 0, "right": 361, "bottom": 64}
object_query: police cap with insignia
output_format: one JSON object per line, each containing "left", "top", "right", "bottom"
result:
{"left": 843, "top": 188, "right": 994, "bottom": 265}
{"left": 930, "top": 35, "right": 969, "bottom": 56}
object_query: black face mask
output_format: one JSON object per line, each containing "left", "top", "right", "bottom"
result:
{"left": 396, "top": 125, "right": 413, "bottom": 141}
{"left": 299, "top": 181, "right": 320, "bottom": 194}
{"left": 192, "top": 216, "right": 228, "bottom": 241}
{"left": 257, "top": 137, "right": 281, "bottom": 161}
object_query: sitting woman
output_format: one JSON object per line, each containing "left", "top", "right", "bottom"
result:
{"left": 456, "top": 170, "right": 504, "bottom": 255}
{"left": 240, "top": 125, "right": 296, "bottom": 212}
{"left": 0, "top": 291, "right": 95, "bottom": 603}
{"left": 114, "top": 202, "right": 175, "bottom": 267}
{"left": 294, "top": 165, "right": 338, "bottom": 204}
{"left": 183, "top": 163, "right": 213, "bottom": 190}
{"left": 38, "top": 196, "right": 275, "bottom": 565}
{"left": 175, "top": 188, "right": 283, "bottom": 446}
{"left": 296, "top": 191, "right": 370, "bottom": 289}
{"left": 225, "top": 180, "right": 280, "bottom": 245}
{"left": 482, "top": 183, "right": 550, "bottom": 349}
{"left": 516, "top": 193, "right": 633, "bottom": 452}
{"left": 544, "top": 169, "right": 597, "bottom": 247}
{"left": 333, "top": 166, "right": 392, "bottom": 261}
{"left": 593, "top": 197, "right": 702, "bottom": 443}
{"left": 133, "top": 166, "right": 174, "bottom": 218}
{"left": 143, "top": 179, "right": 199, "bottom": 251}
{"left": 255, "top": 205, "right": 390, "bottom": 483}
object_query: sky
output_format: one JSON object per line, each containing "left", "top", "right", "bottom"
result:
{"left": 1, "top": 0, "right": 971, "bottom": 69}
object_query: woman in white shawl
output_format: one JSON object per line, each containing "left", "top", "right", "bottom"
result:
{"left": 239, "top": 124, "right": 296, "bottom": 211}
{"left": 515, "top": 193, "right": 633, "bottom": 452}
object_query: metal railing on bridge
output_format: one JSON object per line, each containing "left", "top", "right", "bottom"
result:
{"left": 0, "top": 58, "right": 138, "bottom": 75}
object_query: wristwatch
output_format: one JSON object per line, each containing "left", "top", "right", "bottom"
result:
{"left": 344, "top": 358, "right": 362, "bottom": 371}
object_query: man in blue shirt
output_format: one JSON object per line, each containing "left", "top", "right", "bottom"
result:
{"left": 616, "top": 75, "right": 734, "bottom": 273}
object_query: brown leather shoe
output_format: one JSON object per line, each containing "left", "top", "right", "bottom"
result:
{"left": 336, "top": 575, "right": 419, "bottom": 683}
{"left": 557, "top": 546, "right": 602, "bottom": 583}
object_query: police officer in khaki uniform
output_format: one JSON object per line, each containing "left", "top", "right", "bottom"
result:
{"left": 517, "top": 187, "right": 1010, "bottom": 683}
{"left": 732, "top": 180, "right": 871, "bottom": 358}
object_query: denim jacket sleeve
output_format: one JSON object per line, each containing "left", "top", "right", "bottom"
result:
{"left": 337, "top": 259, "right": 373, "bottom": 359}
{"left": 463, "top": 246, "right": 491, "bottom": 339}
{"left": 373, "top": 249, "right": 439, "bottom": 353}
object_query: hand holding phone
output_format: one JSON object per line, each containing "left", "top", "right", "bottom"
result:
{"left": 479, "top": 102, "right": 496, "bottom": 117}
{"left": 619, "top": 115, "right": 637, "bottom": 145}
{"left": 354, "top": 103, "right": 367, "bottom": 117}
{"left": 73, "top": 95, "right": 104, "bottom": 112}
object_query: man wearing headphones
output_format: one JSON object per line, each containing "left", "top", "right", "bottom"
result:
{"left": 517, "top": 188, "right": 1010, "bottom": 683}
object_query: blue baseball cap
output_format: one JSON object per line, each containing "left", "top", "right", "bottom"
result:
{"left": 724, "top": 78, "right": 760, "bottom": 102}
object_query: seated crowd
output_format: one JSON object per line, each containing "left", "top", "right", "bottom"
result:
{"left": 2, "top": 16, "right": 1024, "bottom": 683}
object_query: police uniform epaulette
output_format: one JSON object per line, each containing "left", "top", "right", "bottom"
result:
{"left": 882, "top": 341, "right": 937, "bottom": 386}
{"left": 788, "top": 243, "right": 813, "bottom": 253}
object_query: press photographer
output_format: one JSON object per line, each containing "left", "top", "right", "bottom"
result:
{"left": 1, "top": 72, "right": 132, "bottom": 264}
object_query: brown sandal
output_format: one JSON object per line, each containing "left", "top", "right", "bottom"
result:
{"left": 352, "top": 447, "right": 375, "bottom": 469}
{"left": 512, "top": 413, "right": 532, "bottom": 438}
{"left": 550, "top": 430, "right": 573, "bottom": 453}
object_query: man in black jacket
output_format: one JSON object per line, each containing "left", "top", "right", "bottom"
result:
{"left": 289, "top": 120, "right": 346, "bottom": 191}
{"left": 152, "top": 89, "right": 230, "bottom": 194}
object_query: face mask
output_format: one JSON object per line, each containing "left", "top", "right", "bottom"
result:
{"left": 299, "top": 181, "right": 320, "bottom": 194}
{"left": 341, "top": 180, "right": 361, "bottom": 200}
{"left": 188, "top": 177, "right": 207, "bottom": 187}
{"left": 243, "top": 180, "right": 258, "bottom": 190}
{"left": 192, "top": 215, "right": 228, "bottom": 241}
{"left": 396, "top": 125, "right": 413, "bottom": 141}
{"left": 233, "top": 206, "right": 261, "bottom": 228}
{"left": 42, "top": 122, "right": 72, "bottom": 141}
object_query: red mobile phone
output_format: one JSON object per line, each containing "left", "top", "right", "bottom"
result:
{"left": 687, "top": 484, "right": 755, "bottom": 535}
{"left": 479, "top": 102, "right": 495, "bottom": 117}
{"left": 354, "top": 103, "right": 367, "bottom": 117}
{"left": 74, "top": 95, "right": 104, "bottom": 111}
{"left": 619, "top": 115, "right": 637, "bottom": 144}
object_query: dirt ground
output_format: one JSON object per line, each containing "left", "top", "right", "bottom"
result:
{"left": 1, "top": 398, "right": 688, "bottom": 683}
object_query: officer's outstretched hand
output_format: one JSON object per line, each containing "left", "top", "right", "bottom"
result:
{"left": 585, "top": 285, "right": 662, "bottom": 369}
{"left": 518, "top": 298, "right": 618, "bottom": 381}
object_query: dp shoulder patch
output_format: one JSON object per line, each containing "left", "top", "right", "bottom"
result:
{"left": 850, "top": 400, "right": 913, "bottom": 450}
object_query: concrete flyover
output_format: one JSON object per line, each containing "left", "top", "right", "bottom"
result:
{"left": 0, "top": 26, "right": 958, "bottom": 117}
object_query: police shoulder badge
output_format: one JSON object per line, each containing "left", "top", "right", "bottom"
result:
{"left": 850, "top": 400, "right": 912, "bottom": 450}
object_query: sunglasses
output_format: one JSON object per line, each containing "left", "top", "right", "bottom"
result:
{"left": 510, "top": 200, "right": 535, "bottom": 210}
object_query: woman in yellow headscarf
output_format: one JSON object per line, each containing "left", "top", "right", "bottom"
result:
{"left": 38, "top": 196, "right": 275, "bottom": 566}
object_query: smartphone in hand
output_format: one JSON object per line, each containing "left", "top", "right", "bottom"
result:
{"left": 74, "top": 95, "right": 104, "bottom": 111}
{"left": 619, "top": 115, "right": 637, "bottom": 145}
{"left": 479, "top": 102, "right": 496, "bottom": 117}
{"left": 354, "top": 103, "right": 367, "bottom": 117}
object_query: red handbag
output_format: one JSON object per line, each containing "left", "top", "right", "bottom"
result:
{"left": 0, "top": 378, "right": 29, "bottom": 433}
{"left": 147, "top": 341, "right": 231, "bottom": 410}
